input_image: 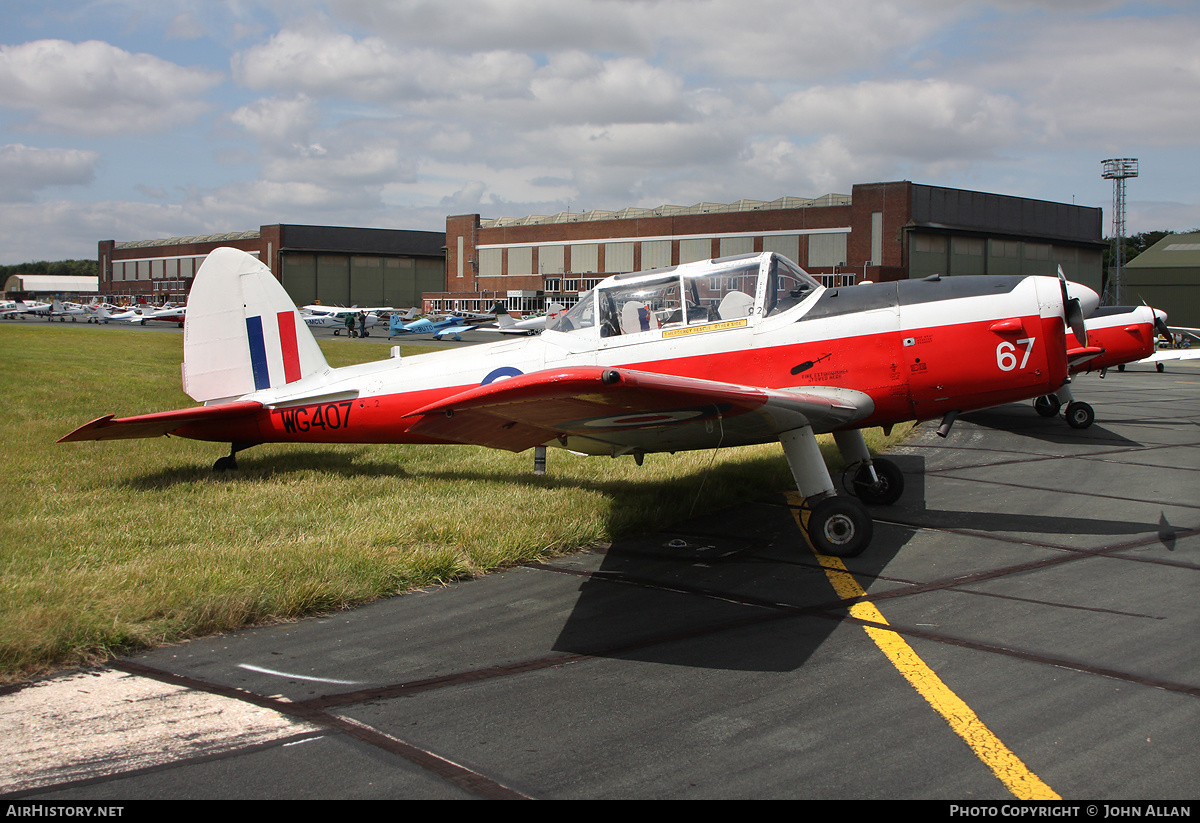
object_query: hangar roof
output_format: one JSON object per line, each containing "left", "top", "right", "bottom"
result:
{"left": 115, "top": 231, "right": 260, "bottom": 250}
{"left": 1127, "top": 231, "right": 1200, "bottom": 269}
{"left": 481, "top": 194, "right": 852, "bottom": 228}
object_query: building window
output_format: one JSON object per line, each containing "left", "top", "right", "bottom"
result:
{"left": 763, "top": 235, "right": 800, "bottom": 265}
{"left": 508, "top": 246, "right": 533, "bottom": 276}
{"left": 953, "top": 237, "right": 985, "bottom": 256}
{"left": 719, "top": 236, "right": 754, "bottom": 258}
{"left": 679, "top": 239, "right": 711, "bottom": 264}
{"left": 604, "top": 242, "right": 634, "bottom": 273}
{"left": 809, "top": 232, "right": 848, "bottom": 267}
{"left": 571, "top": 244, "right": 598, "bottom": 273}
{"left": 641, "top": 240, "right": 671, "bottom": 269}
{"left": 539, "top": 245, "right": 565, "bottom": 274}
{"left": 479, "top": 248, "right": 502, "bottom": 277}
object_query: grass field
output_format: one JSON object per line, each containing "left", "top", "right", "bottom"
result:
{"left": 0, "top": 323, "right": 911, "bottom": 683}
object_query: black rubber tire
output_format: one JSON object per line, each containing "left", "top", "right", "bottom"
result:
{"left": 1034, "top": 395, "right": 1061, "bottom": 417}
{"left": 1065, "top": 401, "right": 1094, "bottom": 430}
{"left": 852, "top": 457, "right": 905, "bottom": 505}
{"left": 807, "top": 497, "right": 873, "bottom": 558}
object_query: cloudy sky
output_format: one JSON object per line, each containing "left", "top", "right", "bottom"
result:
{"left": 1, "top": 0, "right": 1197, "bottom": 264}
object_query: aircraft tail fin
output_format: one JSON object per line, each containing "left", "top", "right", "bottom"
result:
{"left": 182, "top": 248, "right": 328, "bottom": 403}
{"left": 494, "top": 304, "right": 515, "bottom": 328}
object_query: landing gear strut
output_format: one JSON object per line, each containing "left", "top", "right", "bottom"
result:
{"left": 213, "top": 441, "right": 259, "bottom": 472}
{"left": 1037, "top": 382, "right": 1094, "bottom": 429}
{"left": 780, "top": 427, "right": 879, "bottom": 558}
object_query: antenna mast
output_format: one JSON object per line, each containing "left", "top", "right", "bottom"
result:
{"left": 1101, "top": 158, "right": 1138, "bottom": 306}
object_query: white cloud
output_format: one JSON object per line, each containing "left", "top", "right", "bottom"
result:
{"left": 229, "top": 95, "right": 322, "bottom": 148}
{"left": 0, "top": 40, "right": 222, "bottom": 136}
{"left": 770, "top": 79, "right": 1023, "bottom": 165}
{"left": 0, "top": 144, "right": 99, "bottom": 202}
{"left": 962, "top": 15, "right": 1200, "bottom": 148}
{"left": 232, "top": 26, "right": 536, "bottom": 102}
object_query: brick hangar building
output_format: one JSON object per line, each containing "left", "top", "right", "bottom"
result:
{"left": 96, "top": 181, "right": 1105, "bottom": 317}
{"left": 434, "top": 181, "right": 1106, "bottom": 317}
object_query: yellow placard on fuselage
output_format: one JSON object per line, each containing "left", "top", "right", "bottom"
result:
{"left": 660, "top": 318, "right": 748, "bottom": 339}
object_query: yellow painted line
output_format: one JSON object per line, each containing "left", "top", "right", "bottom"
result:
{"left": 787, "top": 492, "right": 1059, "bottom": 800}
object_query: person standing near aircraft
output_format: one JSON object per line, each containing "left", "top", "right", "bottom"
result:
{"left": 344, "top": 312, "right": 356, "bottom": 338}
{"left": 358, "top": 311, "right": 367, "bottom": 338}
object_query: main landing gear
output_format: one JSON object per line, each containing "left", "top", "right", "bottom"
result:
{"left": 780, "top": 427, "right": 905, "bottom": 558}
{"left": 1032, "top": 379, "right": 1094, "bottom": 429}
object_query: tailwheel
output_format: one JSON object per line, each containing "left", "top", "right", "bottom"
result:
{"left": 213, "top": 455, "right": 238, "bottom": 472}
{"left": 807, "top": 496, "right": 873, "bottom": 558}
{"left": 1034, "top": 395, "right": 1061, "bottom": 418}
{"left": 851, "top": 457, "right": 904, "bottom": 505}
{"left": 1064, "top": 401, "right": 1094, "bottom": 430}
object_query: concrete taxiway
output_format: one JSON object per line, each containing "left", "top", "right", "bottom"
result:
{"left": 3, "top": 361, "right": 1198, "bottom": 800}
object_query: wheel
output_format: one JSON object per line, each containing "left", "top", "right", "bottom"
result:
{"left": 1064, "top": 401, "right": 1094, "bottom": 429}
{"left": 212, "top": 455, "right": 238, "bottom": 472}
{"left": 851, "top": 457, "right": 904, "bottom": 505}
{"left": 807, "top": 497, "right": 873, "bottom": 558}
{"left": 1157, "top": 363, "right": 1165, "bottom": 373}
{"left": 1034, "top": 395, "right": 1061, "bottom": 417}
{"left": 1117, "top": 364, "right": 1125, "bottom": 372}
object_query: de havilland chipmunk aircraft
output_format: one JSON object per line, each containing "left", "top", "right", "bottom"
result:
{"left": 1032, "top": 302, "right": 1170, "bottom": 427}
{"left": 59, "top": 247, "right": 1091, "bottom": 558}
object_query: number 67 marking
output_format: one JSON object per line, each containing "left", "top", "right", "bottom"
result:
{"left": 996, "top": 337, "right": 1036, "bottom": 371}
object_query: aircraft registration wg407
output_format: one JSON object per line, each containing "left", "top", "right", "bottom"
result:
{"left": 60, "top": 248, "right": 1088, "bottom": 558}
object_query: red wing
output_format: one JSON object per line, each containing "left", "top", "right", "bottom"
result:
{"left": 404, "top": 367, "right": 872, "bottom": 454}
{"left": 58, "top": 400, "right": 265, "bottom": 442}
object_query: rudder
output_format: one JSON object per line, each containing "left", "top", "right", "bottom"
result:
{"left": 183, "top": 248, "right": 328, "bottom": 402}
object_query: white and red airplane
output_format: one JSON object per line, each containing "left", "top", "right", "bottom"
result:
{"left": 60, "top": 247, "right": 1090, "bottom": 558}
{"left": 1033, "top": 302, "right": 1174, "bottom": 427}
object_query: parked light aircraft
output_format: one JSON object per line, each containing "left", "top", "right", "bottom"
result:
{"left": 143, "top": 304, "right": 186, "bottom": 325}
{"left": 300, "top": 306, "right": 380, "bottom": 336}
{"left": 1032, "top": 303, "right": 1179, "bottom": 426}
{"left": 1132, "top": 325, "right": 1200, "bottom": 371}
{"left": 389, "top": 313, "right": 467, "bottom": 339}
{"left": 1, "top": 299, "right": 52, "bottom": 318}
{"left": 60, "top": 248, "right": 1091, "bottom": 557}
{"left": 434, "top": 303, "right": 569, "bottom": 339}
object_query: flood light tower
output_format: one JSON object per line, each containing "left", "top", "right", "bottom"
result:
{"left": 1101, "top": 158, "right": 1138, "bottom": 306}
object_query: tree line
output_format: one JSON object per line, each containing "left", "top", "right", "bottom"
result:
{"left": 0, "top": 259, "right": 98, "bottom": 279}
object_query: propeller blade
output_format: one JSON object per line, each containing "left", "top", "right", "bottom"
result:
{"left": 1067, "top": 297, "right": 1088, "bottom": 347}
{"left": 1057, "top": 267, "right": 1088, "bottom": 347}
{"left": 1155, "top": 316, "right": 1173, "bottom": 347}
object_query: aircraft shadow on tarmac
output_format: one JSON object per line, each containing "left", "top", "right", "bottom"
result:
{"left": 549, "top": 450, "right": 1181, "bottom": 673}
{"left": 958, "top": 404, "right": 1143, "bottom": 446}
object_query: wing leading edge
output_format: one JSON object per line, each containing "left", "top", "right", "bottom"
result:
{"left": 404, "top": 366, "right": 874, "bottom": 455}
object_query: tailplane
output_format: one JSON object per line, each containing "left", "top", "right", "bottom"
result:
{"left": 183, "top": 248, "right": 328, "bottom": 403}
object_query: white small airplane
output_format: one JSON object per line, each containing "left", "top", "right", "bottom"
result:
{"left": 43, "top": 299, "right": 93, "bottom": 321}
{"left": 1, "top": 299, "right": 52, "bottom": 318}
{"left": 433, "top": 303, "right": 567, "bottom": 338}
{"left": 300, "top": 306, "right": 380, "bottom": 336}
{"left": 61, "top": 247, "right": 1094, "bottom": 559}
{"left": 87, "top": 304, "right": 143, "bottom": 323}
{"left": 143, "top": 304, "right": 186, "bottom": 325}
{"left": 1133, "top": 325, "right": 1200, "bottom": 372}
